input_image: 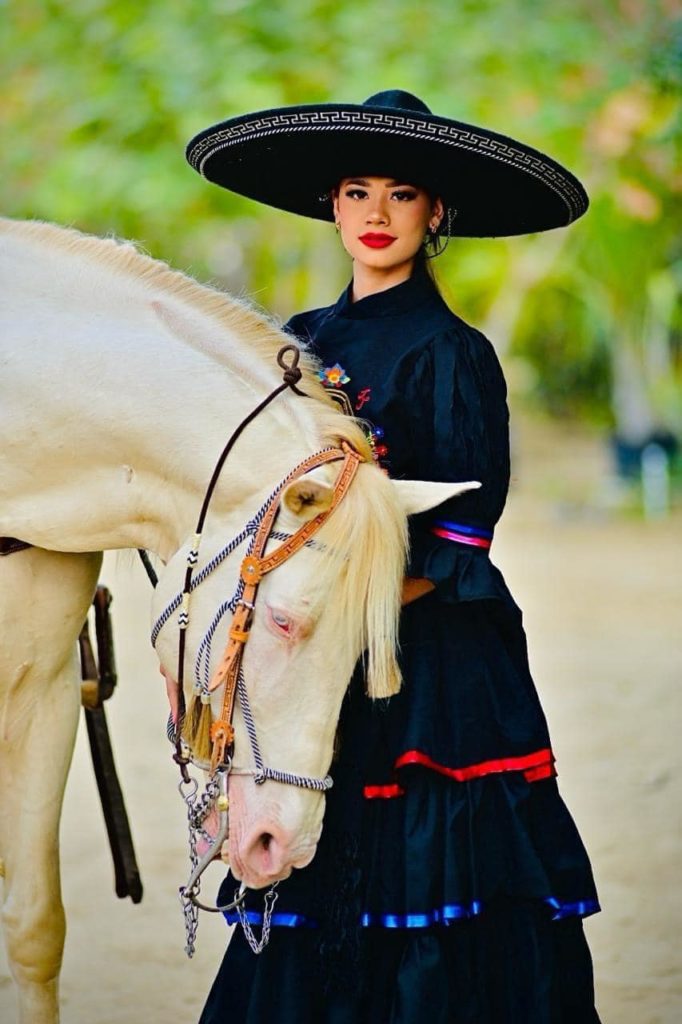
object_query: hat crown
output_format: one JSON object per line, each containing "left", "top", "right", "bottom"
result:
{"left": 362, "top": 90, "right": 432, "bottom": 115}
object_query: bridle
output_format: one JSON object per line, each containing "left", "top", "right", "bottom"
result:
{"left": 148, "top": 346, "right": 364, "bottom": 955}
{"left": 203, "top": 444, "right": 362, "bottom": 777}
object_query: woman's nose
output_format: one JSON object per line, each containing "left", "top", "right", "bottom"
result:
{"left": 367, "top": 202, "right": 389, "bottom": 224}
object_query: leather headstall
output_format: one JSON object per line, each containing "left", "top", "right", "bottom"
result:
{"left": 206, "top": 442, "right": 363, "bottom": 773}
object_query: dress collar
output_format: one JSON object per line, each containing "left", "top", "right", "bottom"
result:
{"left": 331, "top": 262, "right": 438, "bottom": 320}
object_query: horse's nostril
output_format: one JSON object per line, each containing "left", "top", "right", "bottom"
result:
{"left": 236, "top": 821, "right": 318, "bottom": 885}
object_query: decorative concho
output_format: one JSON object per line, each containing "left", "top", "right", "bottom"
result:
{"left": 240, "top": 554, "right": 263, "bottom": 584}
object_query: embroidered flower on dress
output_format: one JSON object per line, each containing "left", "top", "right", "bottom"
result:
{"left": 367, "top": 425, "right": 390, "bottom": 469}
{"left": 319, "top": 363, "right": 350, "bottom": 388}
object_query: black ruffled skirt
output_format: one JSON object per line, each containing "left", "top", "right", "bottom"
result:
{"left": 199, "top": 583, "right": 601, "bottom": 1023}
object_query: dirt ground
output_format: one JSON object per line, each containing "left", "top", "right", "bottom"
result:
{"left": 1, "top": 415, "right": 680, "bottom": 1023}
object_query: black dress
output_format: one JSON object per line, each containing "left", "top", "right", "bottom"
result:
{"left": 199, "top": 265, "right": 601, "bottom": 1023}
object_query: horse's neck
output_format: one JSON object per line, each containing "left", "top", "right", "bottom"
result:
{"left": 0, "top": 223, "right": 322, "bottom": 559}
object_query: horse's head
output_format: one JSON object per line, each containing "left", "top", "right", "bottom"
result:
{"left": 152, "top": 457, "right": 477, "bottom": 890}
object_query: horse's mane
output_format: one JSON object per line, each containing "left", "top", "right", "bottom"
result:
{"left": 2, "top": 218, "right": 373, "bottom": 451}
{"left": 3, "top": 218, "right": 325, "bottom": 391}
{"left": 1, "top": 218, "right": 403, "bottom": 697}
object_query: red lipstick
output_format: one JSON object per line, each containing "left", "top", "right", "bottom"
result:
{"left": 359, "top": 233, "right": 397, "bottom": 249}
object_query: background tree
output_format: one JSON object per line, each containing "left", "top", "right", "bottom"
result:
{"left": 2, "top": 0, "right": 680, "bottom": 439}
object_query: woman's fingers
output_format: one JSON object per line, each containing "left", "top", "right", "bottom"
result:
{"left": 401, "top": 576, "right": 436, "bottom": 605}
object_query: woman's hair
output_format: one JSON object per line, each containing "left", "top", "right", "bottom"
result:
{"left": 414, "top": 243, "right": 442, "bottom": 292}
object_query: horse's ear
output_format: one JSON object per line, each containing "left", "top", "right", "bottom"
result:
{"left": 281, "top": 479, "right": 334, "bottom": 522}
{"left": 391, "top": 479, "right": 480, "bottom": 517}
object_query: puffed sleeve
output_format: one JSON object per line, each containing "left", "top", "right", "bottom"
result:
{"left": 403, "top": 322, "right": 513, "bottom": 605}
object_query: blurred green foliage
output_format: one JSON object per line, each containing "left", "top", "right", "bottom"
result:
{"left": 2, "top": 0, "right": 680, "bottom": 434}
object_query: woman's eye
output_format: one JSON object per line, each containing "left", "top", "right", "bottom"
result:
{"left": 345, "top": 188, "right": 367, "bottom": 200}
{"left": 392, "top": 190, "right": 417, "bottom": 201}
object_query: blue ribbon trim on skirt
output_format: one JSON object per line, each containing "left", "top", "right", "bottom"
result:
{"left": 222, "top": 896, "right": 600, "bottom": 929}
{"left": 544, "top": 897, "right": 601, "bottom": 921}
{"left": 360, "top": 902, "right": 484, "bottom": 927}
{"left": 223, "top": 909, "right": 319, "bottom": 928}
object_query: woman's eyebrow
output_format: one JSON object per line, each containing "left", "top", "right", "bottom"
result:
{"left": 343, "top": 179, "right": 415, "bottom": 188}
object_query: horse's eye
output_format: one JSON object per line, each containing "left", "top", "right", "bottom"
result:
{"left": 269, "top": 608, "right": 292, "bottom": 634}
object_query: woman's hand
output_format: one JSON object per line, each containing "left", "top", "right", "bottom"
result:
{"left": 401, "top": 576, "right": 436, "bottom": 605}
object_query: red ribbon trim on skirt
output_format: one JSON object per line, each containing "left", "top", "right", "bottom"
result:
{"left": 364, "top": 783, "right": 406, "bottom": 799}
{"left": 363, "top": 747, "right": 555, "bottom": 798}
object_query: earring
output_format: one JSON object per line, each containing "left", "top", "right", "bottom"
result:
{"left": 334, "top": 222, "right": 341, "bottom": 233}
{"left": 425, "top": 207, "right": 457, "bottom": 259}
{"left": 426, "top": 232, "right": 449, "bottom": 258}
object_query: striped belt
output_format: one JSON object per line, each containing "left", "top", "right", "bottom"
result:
{"left": 430, "top": 519, "right": 493, "bottom": 551}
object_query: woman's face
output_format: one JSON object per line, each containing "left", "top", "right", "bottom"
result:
{"left": 333, "top": 176, "right": 443, "bottom": 274}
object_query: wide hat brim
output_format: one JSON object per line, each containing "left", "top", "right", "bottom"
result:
{"left": 186, "top": 96, "right": 588, "bottom": 237}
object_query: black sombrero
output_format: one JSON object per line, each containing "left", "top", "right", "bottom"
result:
{"left": 186, "top": 89, "right": 588, "bottom": 237}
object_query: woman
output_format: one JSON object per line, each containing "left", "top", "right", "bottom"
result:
{"left": 186, "top": 90, "right": 601, "bottom": 1023}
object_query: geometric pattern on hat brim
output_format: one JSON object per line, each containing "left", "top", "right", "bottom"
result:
{"left": 186, "top": 100, "right": 589, "bottom": 238}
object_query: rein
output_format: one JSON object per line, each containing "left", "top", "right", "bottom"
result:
{"left": 150, "top": 344, "right": 364, "bottom": 956}
{"left": 171, "top": 343, "right": 307, "bottom": 780}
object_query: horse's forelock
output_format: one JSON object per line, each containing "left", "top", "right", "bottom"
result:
{"left": 314, "top": 460, "right": 406, "bottom": 699}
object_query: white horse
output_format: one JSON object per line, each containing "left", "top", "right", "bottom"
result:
{"left": 0, "top": 219, "right": 475, "bottom": 1023}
